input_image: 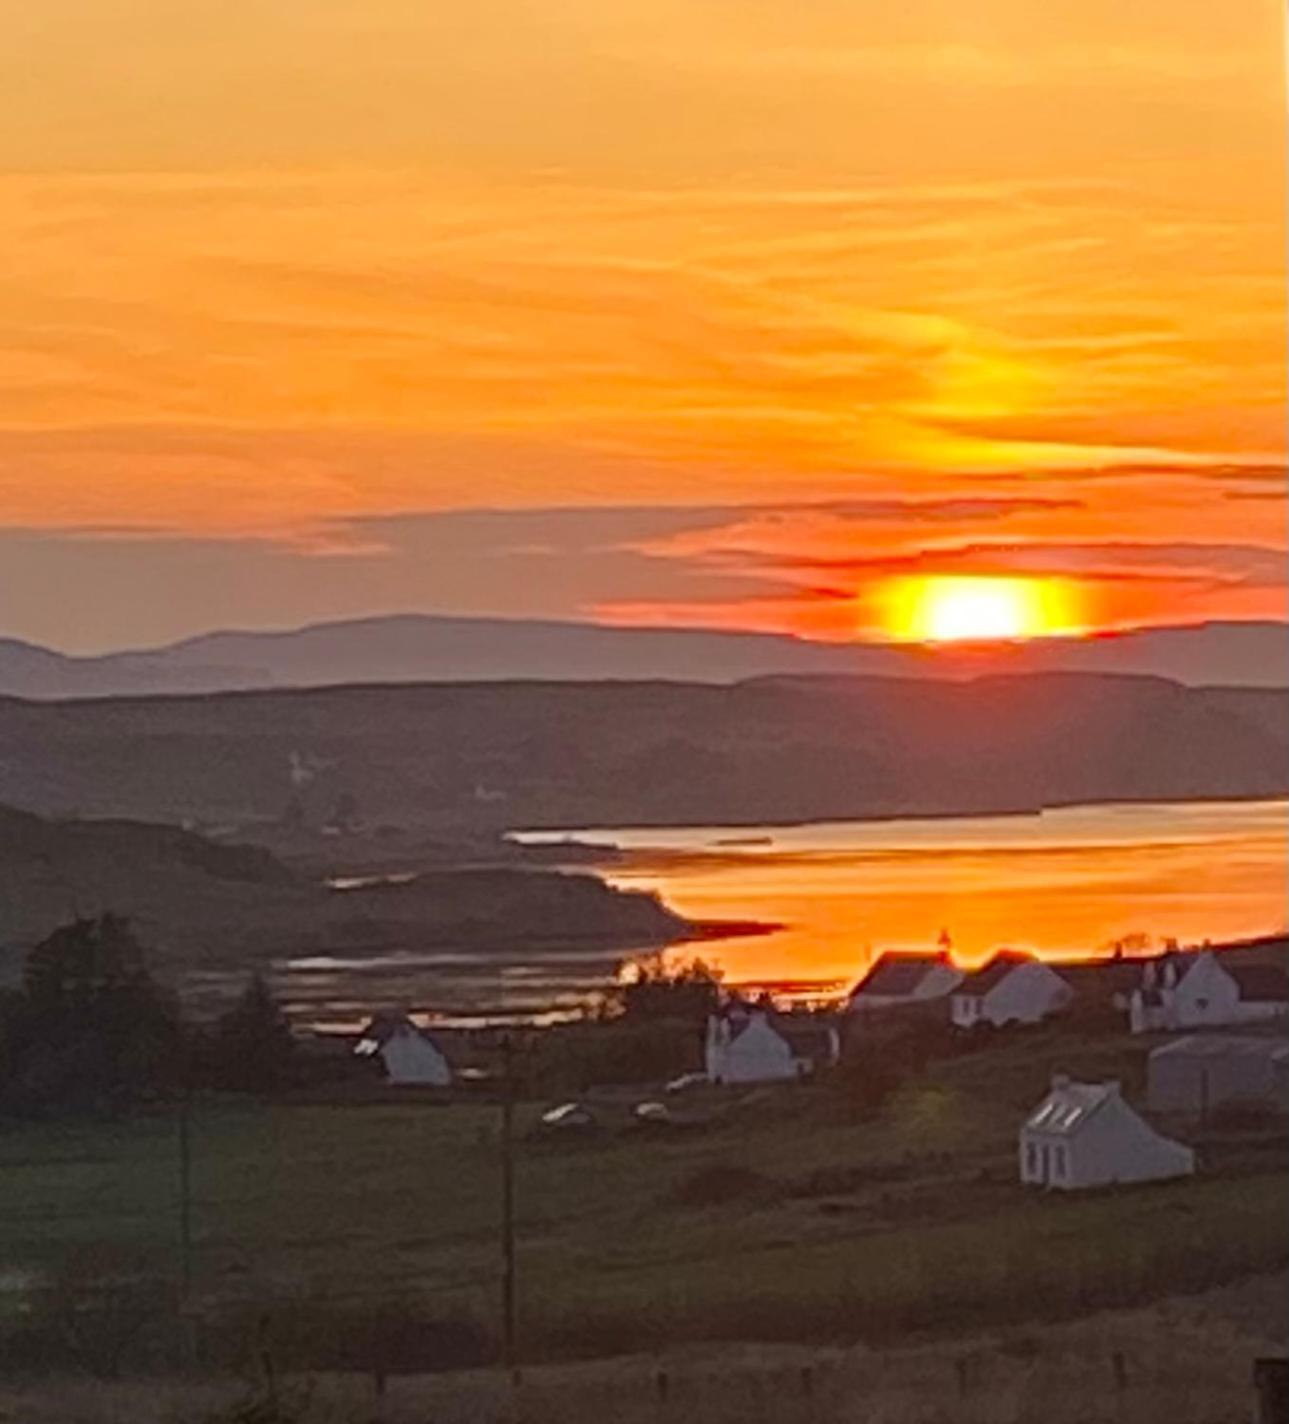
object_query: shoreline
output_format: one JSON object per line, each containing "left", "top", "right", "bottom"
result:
{"left": 506, "top": 791, "right": 1288, "bottom": 841}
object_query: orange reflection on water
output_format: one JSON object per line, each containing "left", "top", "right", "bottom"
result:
{"left": 527, "top": 800, "right": 1287, "bottom": 995}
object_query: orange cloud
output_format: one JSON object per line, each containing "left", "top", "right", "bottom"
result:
{"left": 0, "top": 0, "right": 1282, "bottom": 642}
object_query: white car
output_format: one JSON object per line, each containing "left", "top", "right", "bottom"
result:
{"left": 633, "top": 1100, "right": 673, "bottom": 1124}
{"left": 539, "top": 1102, "right": 598, "bottom": 1131}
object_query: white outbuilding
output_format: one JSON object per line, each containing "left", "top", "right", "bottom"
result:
{"left": 354, "top": 1012, "right": 452, "bottom": 1086}
{"left": 1147, "top": 1034, "right": 1289, "bottom": 1117}
{"left": 1019, "top": 1075, "right": 1194, "bottom": 1190}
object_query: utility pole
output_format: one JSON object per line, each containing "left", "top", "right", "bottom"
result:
{"left": 178, "top": 1081, "right": 193, "bottom": 1301}
{"left": 499, "top": 1031, "right": 518, "bottom": 1380}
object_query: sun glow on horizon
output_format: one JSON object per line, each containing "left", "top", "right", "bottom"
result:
{"left": 882, "top": 576, "right": 1082, "bottom": 644}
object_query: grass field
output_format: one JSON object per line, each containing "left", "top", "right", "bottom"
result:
{"left": 1, "top": 1024, "right": 1286, "bottom": 1379}
{"left": 0, "top": 1275, "right": 1285, "bottom": 1422}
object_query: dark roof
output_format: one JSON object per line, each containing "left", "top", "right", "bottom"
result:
{"left": 955, "top": 952, "right": 1035, "bottom": 997}
{"left": 1054, "top": 958, "right": 1150, "bottom": 996}
{"left": 1209, "top": 935, "right": 1289, "bottom": 969}
{"left": 776, "top": 1016, "right": 840, "bottom": 1058}
{"left": 1227, "top": 964, "right": 1289, "bottom": 1003}
{"left": 713, "top": 1007, "right": 837, "bottom": 1059}
{"left": 1152, "top": 1034, "right": 1289, "bottom": 1062}
{"left": 356, "top": 1011, "right": 439, "bottom": 1047}
{"left": 852, "top": 952, "right": 950, "bottom": 999}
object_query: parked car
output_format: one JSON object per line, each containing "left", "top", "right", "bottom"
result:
{"left": 633, "top": 1100, "right": 674, "bottom": 1126}
{"left": 538, "top": 1101, "right": 599, "bottom": 1132}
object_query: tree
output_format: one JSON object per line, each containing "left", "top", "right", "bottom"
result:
{"left": 617, "top": 955, "right": 722, "bottom": 1026}
{"left": 206, "top": 973, "right": 296, "bottom": 1094}
{"left": 6, "top": 915, "right": 181, "bottom": 1113}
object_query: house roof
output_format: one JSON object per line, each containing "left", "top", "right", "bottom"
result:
{"left": 954, "top": 952, "right": 1035, "bottom": 997}
{"left": 1226, "top": 964, "right": 1289, "bottom": 1003}
{"left": 776, "top": 1015, "right": 839, "bottom": 1059}
{"left": 851, "top": 952, "right": 950, "bottom": 999}
{"left": 1151, "top": 1034, "right": 1289, "bottom": 1063}
{"left": 354, "top": 1011, "right": 441, "bottom": 1054}
{"left": 1024, "top": 1080, "right": 1117, "bottom": 1137}
{"left": 1053, "top": 958, "right": 1153, "bottom": 997}
{"left": 712, "top": 1006, "right": 837, "bottom": 1060}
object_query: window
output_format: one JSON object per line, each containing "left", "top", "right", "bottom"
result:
{"left": 1025, "top": 1142, "right": 1038, "bottom": 1179}
{"left": 1054, "top": 1145, "right": 1067, "bottom": 1179}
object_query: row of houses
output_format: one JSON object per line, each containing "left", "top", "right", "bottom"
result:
{"left": 705, "top": 941, "right": 1286, "bottom": 1192}
{"left": 353, "top": 941, "right": 1289, "bottom": 1090}
{"left": 846, "top": 942, "right": 1289, "bottom": 1035}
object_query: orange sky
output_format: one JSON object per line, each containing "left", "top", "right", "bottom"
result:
{"left": 0, "top": 0, "right": 1284, "bottom": 649}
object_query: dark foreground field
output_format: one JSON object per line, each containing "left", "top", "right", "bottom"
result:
{"left": 1, "top": 1027, "right": 1286, "bottom": 1420}
{"left": 3, "top": 1274, "right": 1285, "bottom": 1424}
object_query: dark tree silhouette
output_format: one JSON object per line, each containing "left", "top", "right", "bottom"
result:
{"left": 618, "top": 955, "right": 722, "bottom": 1026}
{"left": 207, "top": 972, "right": 296, "bottom": 1094}
{"left": 4, "top": 914, "right": 181, "bottom": 1113}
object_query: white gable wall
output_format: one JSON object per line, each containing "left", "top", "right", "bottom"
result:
{"left": 855, "top": 962, "right": 964, "bottom": 1013}
{"left": 1174, "top": 954, "right": 1244, "bottom": 1027}
{"left": 380, "top": 1026, "right": 452, "bottom": 1086}
{"left": 1130, "top": 952, "right": 1287, "bottom": 1034}
{"left": 706, "top": 1013, "right": 798, "bottom": 1085}
{"left": 954, "top": 962, "right": 1072, "bottom": 1028}
{"left": 914, "top": 962, "right": 964, "bottom": 1000}
{"left": 1020, "top": 1089, "right": 1193, "bottom": 1190}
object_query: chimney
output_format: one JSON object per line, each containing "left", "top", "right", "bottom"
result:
{"left": 1105, "top": 1079, "right": 1122, "bottom": 1097}
{"left": 1051, "top": 1073, "right": 1071, "bottom": 1091}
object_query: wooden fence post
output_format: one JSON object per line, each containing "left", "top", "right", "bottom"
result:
{"left": 1254, "top": 1358, "right": 1289, "bottom": 1424}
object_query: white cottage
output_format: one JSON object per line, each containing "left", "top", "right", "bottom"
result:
{"left": 1019, "top": 1075, "right": 1194, "bottom": 1190}
{"left": 1129, "top": 951, "right": 1289, "bottom": 1035}
{"left": 951, "top": 954, "right": 1073, "bottom": 1029}
{"left": 704, "top": 1007, "right": 839, "bottom": 1085}
{"left": 847, "top": 952, "right": 963, "bottom": 1015}
{"left": 354, "top": 1012, "right": 452, "bottom": 1086}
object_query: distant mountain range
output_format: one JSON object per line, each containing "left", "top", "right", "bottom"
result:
{"left": 0, "top": 615, "right": 1285, "bottom": 699}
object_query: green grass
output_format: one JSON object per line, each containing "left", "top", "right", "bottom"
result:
{"left": 0, "top": 1025, "right": 1285, "bottom": 1370}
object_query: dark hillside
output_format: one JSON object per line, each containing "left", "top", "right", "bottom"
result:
{"left": 0, "top": 672, "right": 1282, "bottom": 832}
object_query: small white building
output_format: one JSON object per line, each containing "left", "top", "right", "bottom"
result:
{"left": 705, "top": 1007, "right": 839, "bottom": 1085}
{"left": 951, "top": 954, "right": 1073, "bottom": 1029}
{"left": 1129, "top": 951, "right": 1289, "bottom": 1035}
{"left": 354, "top": 1012, "right": 452, "bottom": 1086}
{"left": 1019, "top": 1075, "right": 1194, "bottom": 1191}
{"left": 847, "top": 952, "right": 963, "bottom": 1015}
{"left": 1147, "top": 1035, "right": 1289, "bottom": 1117}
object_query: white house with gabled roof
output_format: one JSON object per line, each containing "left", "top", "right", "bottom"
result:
{"left": 1129, "top": 950, "right": 1289, "bottom": 1035}
{"left": 847, "top": 952, "right": 963, "bottom": 1015}
{"left": 1019, "top": 1075, "right": 1194, "bottom": 1190}
{"left": 704, "top": 1006, "right": 840, "bottom": 1085}
{"left": 354, "top": 1011, "right": 451, "bottom": 1086}
{"left": 951, "top": 952, "right": 1073, "bottom": 1029}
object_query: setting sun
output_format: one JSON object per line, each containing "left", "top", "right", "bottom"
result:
{"left": 882, "top": 576, "right": 1080, "bottom": 644}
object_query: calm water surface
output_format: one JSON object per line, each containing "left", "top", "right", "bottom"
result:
{"left": 274, "top": 799, "right": 1285, "bottom": 1026}
{"left": 513, "top": 798, "right": 1288, "bottom": 996}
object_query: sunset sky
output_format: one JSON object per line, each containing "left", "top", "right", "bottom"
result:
{"left": 1, "top": 0, "right": 1284, "bottom": 650}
